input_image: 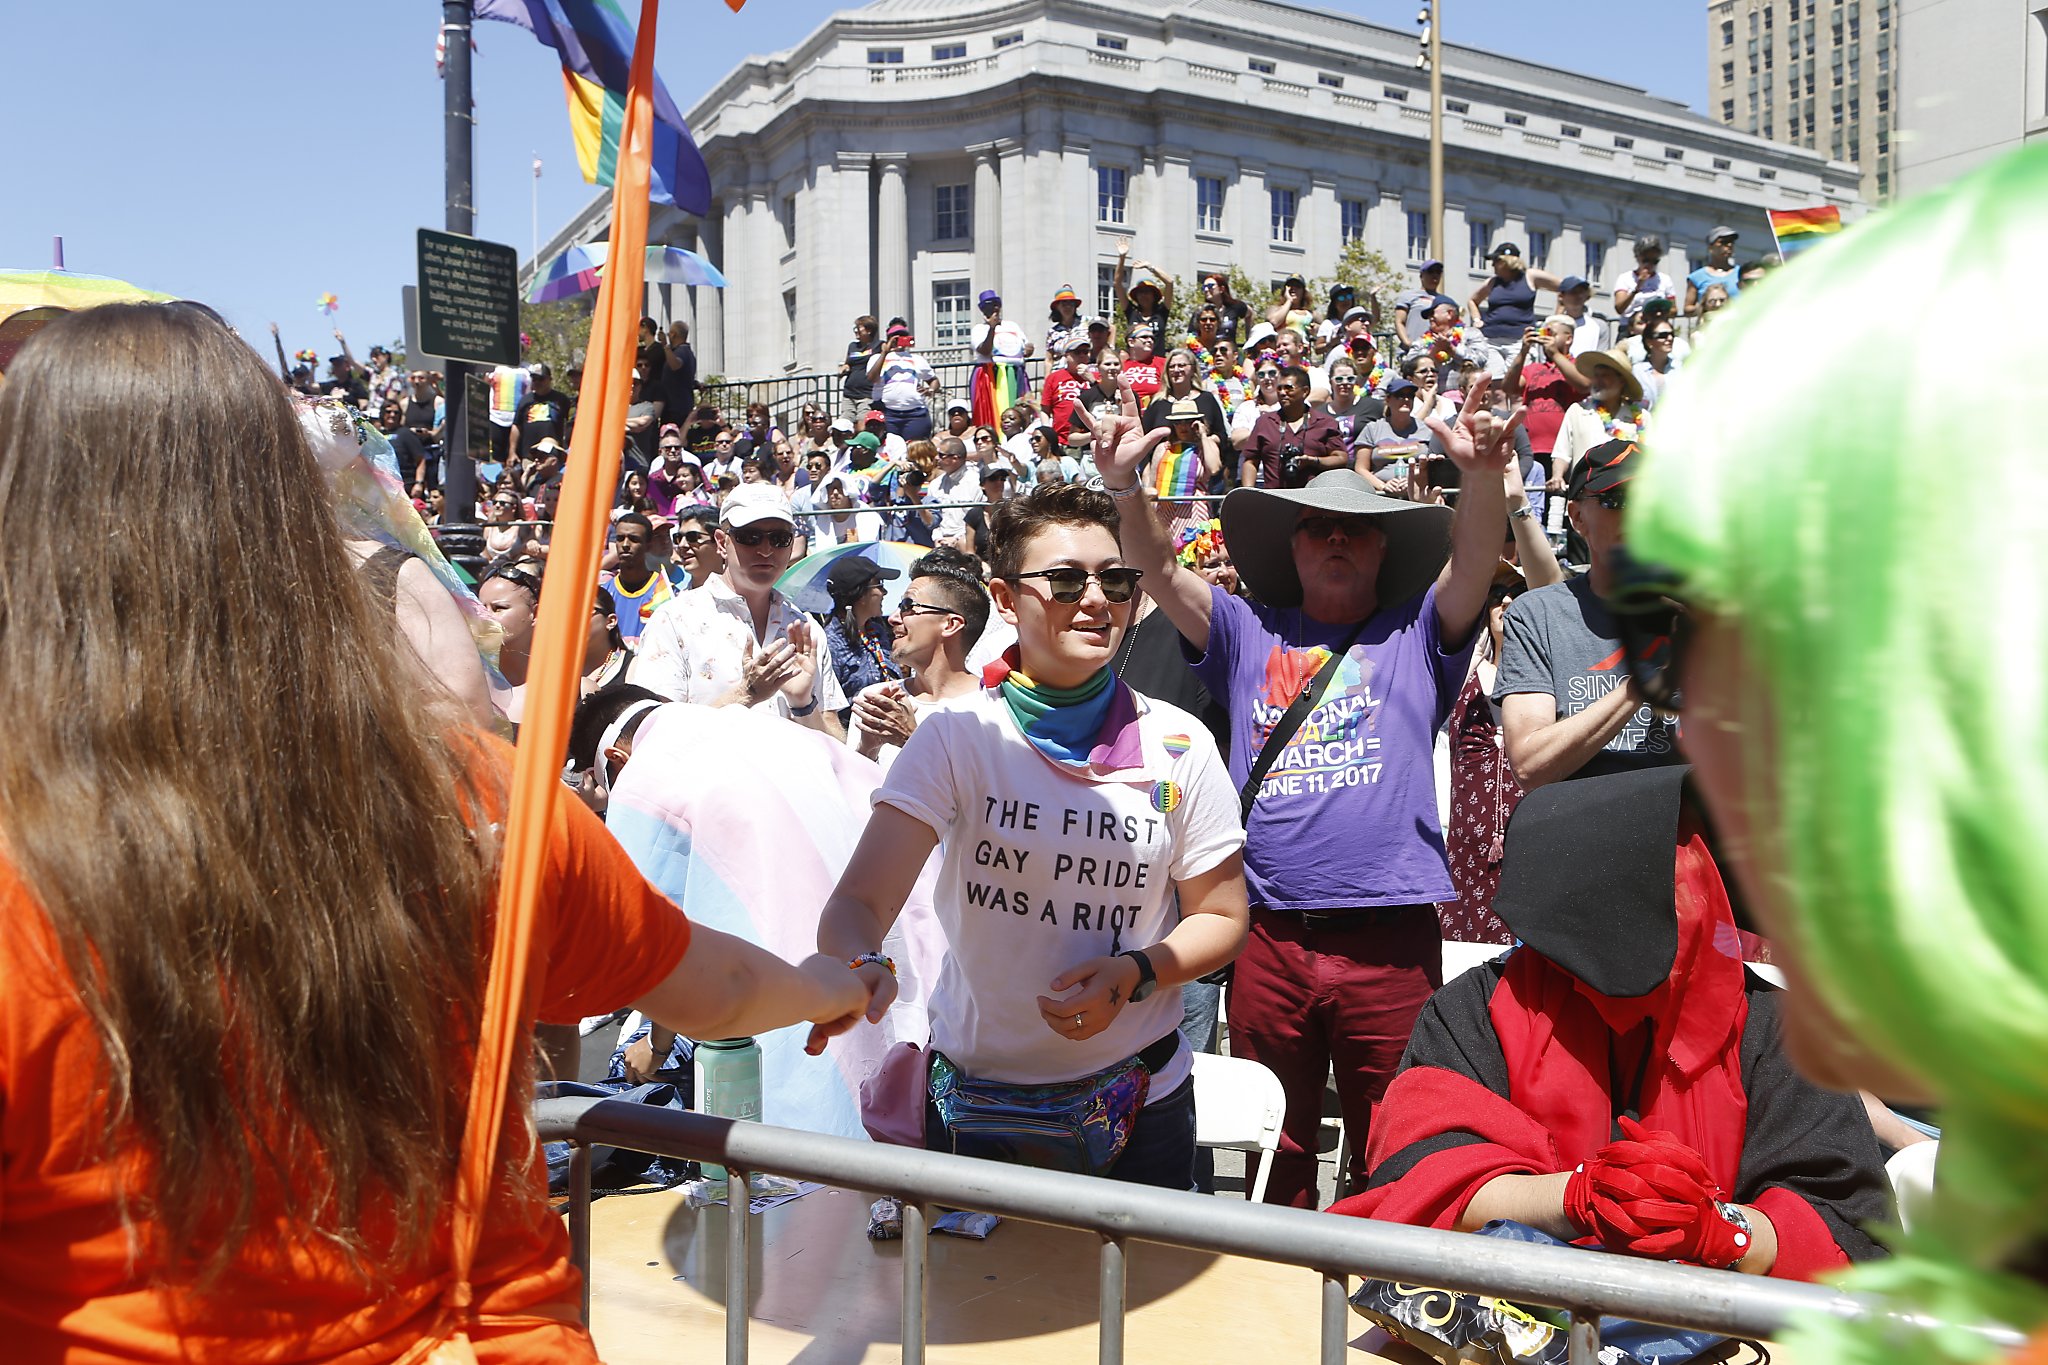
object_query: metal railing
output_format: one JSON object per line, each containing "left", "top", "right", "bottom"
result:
{"left": 699, "top": 357, "right": 1049, "bottom": 434}
{"left": 537, "top": 1096, "right": 2019, "bottom": 1365}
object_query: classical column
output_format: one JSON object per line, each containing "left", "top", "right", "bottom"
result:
{"left": 695, "top": 205, "right": 726, "bottom": 377}
{"left": 1305, "top": 172, "right": 1338, "bottom": 276}
{"left": 1154, "top": 147, "right": 1194, "bottom": 304}
{"left": 972, "top": 145, "right": 1002, "bottom": 297}
{"left": 834, "top": 151, "right": 874, "bottom": 327}
{"left": 1236, "top": 159, "right": 1269, "bottom": 293}
{"left": 875, "top": 155, "right": 910, "bottom": 326}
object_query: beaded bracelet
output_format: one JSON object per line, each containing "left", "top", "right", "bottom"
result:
{"left": 1105, "top": 481, "right": 1144, "bottom": 501}
{"left": 849, "top": 951, "right": 897, "bottom": 977}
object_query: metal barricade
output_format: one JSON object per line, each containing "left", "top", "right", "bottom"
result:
{"left": 536, "top": 1096, "right": 2018, "bottom": 1365}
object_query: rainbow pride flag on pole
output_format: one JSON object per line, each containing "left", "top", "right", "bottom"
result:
{"left": 476, "top": 0, "right": 711, "bottom": 214}
{"left": 1766, "top": 205, "right": 1844, "bottom": 260}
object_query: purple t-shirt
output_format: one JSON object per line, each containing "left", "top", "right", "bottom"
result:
{"left": 1188, "top": 583, "right": 1475, "bottom": 910}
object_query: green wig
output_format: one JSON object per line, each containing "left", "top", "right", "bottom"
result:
{"left": 1629, "top": 143, "right": 2048, "bottom": 1361}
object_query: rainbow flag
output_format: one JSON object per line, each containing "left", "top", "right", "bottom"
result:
{"left": 1151, "top": 441, "right": 1201, "bottom": 500}
{"left": 1766, "top": 206, "right": 1844, "bottom": 259}
{"left": 971, "top": 360, "right": 1027, "bottom": 427}
{"left": 476, "top": 0, "right": 710, "bottom": 213}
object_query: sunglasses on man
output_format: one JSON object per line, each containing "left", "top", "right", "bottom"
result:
{"left": 1006, "top": 567, "right": 1144, "bottom": 604}
{"left": 727, "top": 525, "right": 795, "bottom": 550}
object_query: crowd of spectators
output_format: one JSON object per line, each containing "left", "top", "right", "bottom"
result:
{"left": 263, "top": 239, "right": 1929, "bottom": 1282}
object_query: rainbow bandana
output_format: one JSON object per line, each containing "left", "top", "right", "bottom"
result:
{"left": 984, "top": 647, "right": 1148, "bottom": 782}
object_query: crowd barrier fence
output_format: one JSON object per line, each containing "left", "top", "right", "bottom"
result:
{"left": 536, "top": 1096, "right": 2019, "bottom": 1365}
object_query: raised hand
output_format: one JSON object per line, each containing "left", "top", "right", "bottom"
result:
{"left": 1426, "top": 377, "right": 1525, "bottom": 477}
{"left": 1093, "top": 373, "right": 1172, "bottom": 490}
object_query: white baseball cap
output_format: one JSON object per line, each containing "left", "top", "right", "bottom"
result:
{"left": 720, "top": 482, "right": 795, "bottom": 529}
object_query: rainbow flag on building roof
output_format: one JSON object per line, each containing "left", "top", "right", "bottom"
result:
{"left": 1765, "top": 205, "right": 1844, "bottom": 259}
{"left": 475, "top": 0, "right": 710, "bottom": 214}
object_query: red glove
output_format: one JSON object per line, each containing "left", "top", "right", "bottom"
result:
{"left": 1563, "top": 1117, "right": 1749, "bottom": 1268}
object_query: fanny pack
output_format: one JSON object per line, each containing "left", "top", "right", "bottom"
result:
{"left": 929, "top": 1033, "right": 1180, "bottom": 1177}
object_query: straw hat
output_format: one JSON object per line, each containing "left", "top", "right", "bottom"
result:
{"left": 1578, "top": 348, "right": 1643, "bottom": 403}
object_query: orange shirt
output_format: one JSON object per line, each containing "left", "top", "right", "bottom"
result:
{"left": 0, "top": 765, "right": 692, "bottom": 1363}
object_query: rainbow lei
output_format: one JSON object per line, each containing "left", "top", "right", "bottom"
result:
{"left": 1188, "top": 334, "right": 1248, "bottom": 415}
{"left": 1424, "top": 325, "right": 1467, "bottom": 365}
{"left": 1598, "top": 397, "right": 1649, "bottom": 442}
{"left": 1174, "top": 518, "right": 1225, "bottom": 569}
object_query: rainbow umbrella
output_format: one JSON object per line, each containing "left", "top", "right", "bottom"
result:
{"left": 776, "top": 539, "right": 929, "bottom": 616}
{"left": 527, "top": 243, "right": 607, "bottom": 303}
{"left": 0, "top": 268, "right": 173, "bottom": 322}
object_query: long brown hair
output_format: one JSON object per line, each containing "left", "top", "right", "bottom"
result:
{"left": 0, "top": 305, "right": 502, "bottom": 1283}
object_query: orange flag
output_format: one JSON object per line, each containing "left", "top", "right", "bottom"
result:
{"left": 443, "top": 0, "right": 661, "bottom": 1324}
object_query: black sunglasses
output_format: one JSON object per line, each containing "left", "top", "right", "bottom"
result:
{"left": 1594, "top": 489, "right": 1627, "bottom": 511}
{"left": 727, "top": 525, "right": 795, "bottom": 550}
{"left": 484, "top": 562, "right": 542, "bottom": 597}
{"left": 1604, "top": 547, "right": 1693, "bottom": 712}
{"left": 1294, "top": 514, "right": 1377, "bottom": 541}
{"left": 895, "top": 595, "right": 960, "bottom": 619}
{"left": 1647, "top": 331, "right": 1676, "bottom": 341}
{"left": 1008, "top": 567, "right": 1144, "bottom": 604}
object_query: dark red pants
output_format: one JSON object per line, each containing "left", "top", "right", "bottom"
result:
{"left": 1226, "top": 905, "right": 1442, "bottom": 1208}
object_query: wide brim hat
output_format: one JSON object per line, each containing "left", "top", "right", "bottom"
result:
{"left": 1220, "top": 469, "right": 1453, "bottom": 610}
{"left": 1579, "top": 348, "right": 1644, "bottom": 403}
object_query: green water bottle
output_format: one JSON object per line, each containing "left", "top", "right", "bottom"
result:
{"left": 693, "top": 1036, "right": 763, "bottom": 1188}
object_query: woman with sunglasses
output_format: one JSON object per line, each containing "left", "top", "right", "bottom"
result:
{"left": 1228, "top": 359, "right": 1284, "bottom": 444}
{"left": 1143, "top": 349, "right": 1233, "bottom": 485}
{"left": 812, "top": 483, "right": 1248, "bottom": 1188}
{"left": 483, "top": 489, "right": 537, "bottom": 566}
{"left": 479, "top": 558, "right": 545, "bottom": 726}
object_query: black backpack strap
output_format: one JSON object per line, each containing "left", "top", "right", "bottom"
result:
{"left": 1239, "top": 618, "right": 1369, "bottom": 825}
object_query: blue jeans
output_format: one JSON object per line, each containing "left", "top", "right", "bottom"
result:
{"left": 923, "top": 1073, "right": 1197, "bottom": 1191}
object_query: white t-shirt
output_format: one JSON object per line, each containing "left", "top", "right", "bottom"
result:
{"left": 979, "top": 320, "right": 1032, "bottom": 364}
{"left": 629, "top": 575, "right": 847, "bottom": 717}
{"left": 875, "top": 686, "right": 1244, "bottom": 1096}
{"left": 876, "top": 352, "right": 935, "bottom": 411}
{"left": 1611, "top": 269, "right": 1679, "bottom": 316}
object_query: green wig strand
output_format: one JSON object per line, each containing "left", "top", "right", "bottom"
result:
{"left": 1630, "top": 143, "right": 2048, "bottom": 1361}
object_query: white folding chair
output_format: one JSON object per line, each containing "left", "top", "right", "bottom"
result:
{"left": 1191, "top": 1052, "right": 1287, "bottom": 1203}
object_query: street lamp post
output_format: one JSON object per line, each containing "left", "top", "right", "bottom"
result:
{"left": 442, "top": 0, "right": 478, "bottom": 528}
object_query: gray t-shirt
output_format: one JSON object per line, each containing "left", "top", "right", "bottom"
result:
{"left": 1353, "top": 416, "right": 1443, "bottom": 467}
{"left": 1491, "top": 576, "right": 1682, "bottom": 781}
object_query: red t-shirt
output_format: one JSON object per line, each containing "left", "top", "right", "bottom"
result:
{"left": 1519, "top": 361, "right": 1584, "bottom": 458}
{"left": 0, "top": 746, "right": 693, "bottom": 1363}
{"left": 1119, "top": 358, "right": 1164, "bottom": 404}
{"left": 1042, "top": 367, "right": 1091, "bottom": 439}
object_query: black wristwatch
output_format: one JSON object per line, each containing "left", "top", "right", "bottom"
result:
{"left": 1119, "top": 949, "right": 1158, "bottom": 1003}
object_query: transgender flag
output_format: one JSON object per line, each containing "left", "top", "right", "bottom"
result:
{"left": 604, "top": 703, "right": 945, "bottom": 1139}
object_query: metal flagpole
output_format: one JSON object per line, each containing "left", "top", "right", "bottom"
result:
{"left": 532, "top": 153, "right": 543, "bottom": 265}
{"left": 442, "top": 0, "right": 479, "bottom": 526}
{"left": 1419, "top": 2, "right": 1444, "bottom": 264}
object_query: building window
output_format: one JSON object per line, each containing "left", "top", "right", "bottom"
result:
{"left": 1806, "top": 73, "right": 1816, "bottom": 95}
{"left": 1383, "top": 85, "right": 1409, "bottom": 101}
{"left": 1722, "top": 61, "right": 1736, "bottom": 84}
{"left": 1406, "top": 210, "right": 1431, "bottom": 261}
{"left": 1723, "top": 99, "right": 1736, "bottom": 122}
{"left": 867, "top": 47, "right": 903, "bottom": 64}
{"left": 934, "top": 183, "right": 971, "bottom": 240}
{"left": 994, "top": 31, "right": 1023, "bottom": 48}
{"left": 932, "top": 42, "right": 966, "bottom": 61}
{"left": 1849, "top": 95, "right": 1861, "bottom": 120}
{"left": 1095, "top": 33, "right": 1126, "bottom": 51}
{"left": 1614, "top": 134, "right": 1635, "bottom": 149}
{"left": 1878, "top": 47, "right": 1890, "bottom": 73}
{"left": 1445, "top": 98, "right": 1469, "bottom": 114}
{"left": 1097, "top": 264, "right": 1116, "bottom": 318}
{"left": 1764, "top": 122, "right": 1775, "bottom": 137}
{"left": 1561, "top": 123, "right": 1582, "bottom": 138}
{"left": 1765, "top": 47, "right": 1773, "bottom": 69}
{"left": 1505, "top": 111, "right": 1527, "bottom": 126}
{"left": 1341, "top": 198, "right": 1366, "bottom": 244}
{"left": 1096, "top": 166, "right": 1127, "bottom": 224}
{"left": 1761, "top": 167, "right": 1778, "bottom": 179}
{"left": 1721, "top": 18, "right": 1735, "bottom": 44}
{"left": 931, "top": 280, "right": 972, "bottom": 349}
{"left": 1849, "top": 11, "right": 1860, "bottom": 38}
{"left": 1765, "top": 4, "right": 1774, "bottom": 27}
{"left": 1195, "top": 175, "right": 1225, "bottom": 233}
{"left": 1713, "top": 155, "right": 1732, "bottom": 169}
{"left": 1664, "top": 146, "right": 1683, "bottom": 160}
{"left": 1877, "top": 86, "right": 1890, "bottom": 114}
{"left": 1468, "top": 218, "right": 1493, "bottom": 270}
{"left": 1806, "top": 110, "right": 1817, "bottom": 133}
{"left": 783, "top": 289, "right": 798, "bottom": 365}
{"left": 1584, "top": 239, "right": 1606, "bottom": 279}
{"left": 1878, "top": 4, "right": 1890, "bottom": 29}
{"left": 780, "top": 194, "right": 796, "bottom": 250}
{"left": 1249, "top": 58, "right": 1275, "bottom": 74}
{"left": 1748, "top": 10, "right": 1759, "bottom": 34}
{"left": 1527, "top": 228, "right": 1551, "bottom": 269}
{"left": 1319, "top": 72, "right": 1344, "bottom": 88}
{"left": 1831, "top": 132, "right": 1843, "bottom": 157}
{"left": 1270, "top": 187, "right": 1298, "bottom": 244}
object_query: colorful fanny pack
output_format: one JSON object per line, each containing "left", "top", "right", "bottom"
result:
{"left": 928, "top": 1033, "right": 1179, "bottom": 1177}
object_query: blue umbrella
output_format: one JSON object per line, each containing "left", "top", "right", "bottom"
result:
{"left": 643, "top": 245, "right": 727, "bottom": 288}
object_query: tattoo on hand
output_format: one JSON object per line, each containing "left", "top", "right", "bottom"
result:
{"left": 1108, "top": 985, "right": 1122, "bottom": 1007}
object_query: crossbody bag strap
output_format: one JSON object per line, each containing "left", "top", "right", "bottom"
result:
{"left": 1239, "top": 618, "right": 1369, "bottom": 824}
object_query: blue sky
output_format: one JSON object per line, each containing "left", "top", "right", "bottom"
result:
{"left": 3, "top": 1, "right": 1705, "bottom": 360}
